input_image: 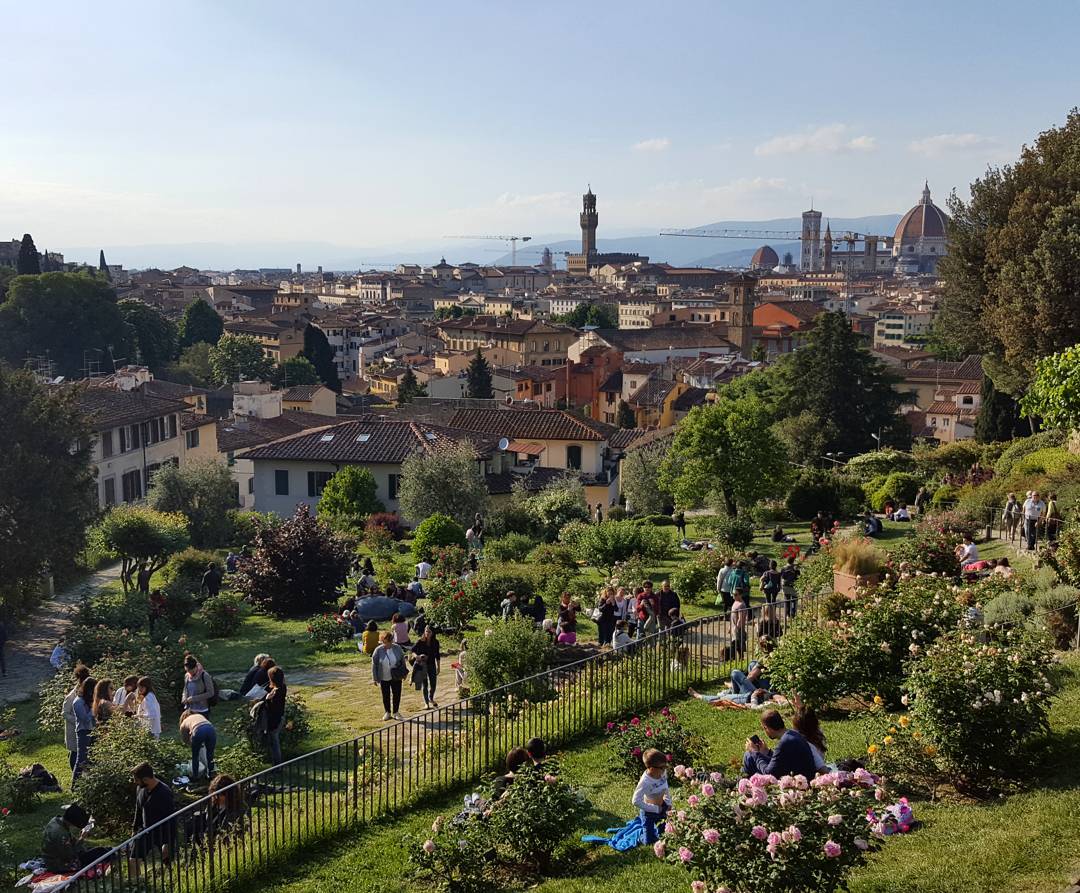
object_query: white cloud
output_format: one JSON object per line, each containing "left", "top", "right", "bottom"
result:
{"left": 908, "top": 133, "right": 998, "bottom": 157}
{"left": 493, "top": 191, "right": 572, "bottom": 208}
{"left": 632, "top": 137, "right": 671, "bottom": 153}
{"left": 702, "top": 176, "right": 788, "bottom": 199}
{"left": 754, "top": 124, "right": 877, "bottom": 157}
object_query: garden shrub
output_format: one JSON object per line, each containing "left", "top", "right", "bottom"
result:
{"left": 411, "top": 806, "right": 492, "bottom": 893}
{"left": 412, "top": 513, "right": 467, "bottom": 562}
{"left": 525, "top": 477, "right": 590, "bottom": 542}
{"left": 886, "top": 517, "right": 963, "bottom": 575}
{"left": 843, "top": 448, "right": 917, "bottom": 484}
{"left": 471, "top": 564, "right": 539, "bottom": 617}
{"left": 796, "top": 549, "right": 836, "bottom": 598}
{"left": 201, "top": 592, "right": 244, "bottom": 638}
{"left": 671, "top": 550, "right": 728, "bottom": 604}
{"left": 160, "top": 547, "right": 220, "bottom": 598}
{"left": 223, "top": 693, "right": 312, "bottom": 757}
{"left": 632, "top": 513, "right": 676, "bottom": 527}
{"left": 537, "top": 573, "right": 595, "bottom": 611}
{"left": 930, "top": 483, "right": 960, "bottom": 508}
{"left": 605, "top": 707, "right": 705, "bottom": 776}
{"left": 215, "top": 741, "right": 268, "bottom": 780}
{"left": 525, "top": 542, "right": 579, "bottom": 571}
{"left": 226, "top": 509, "right": 282, "bottom": 548}
{"left": 0, "top": 808, "right": 13, "bottom": 889}
{"left": 559, "top": 519, "right": 672, "bottom": 574}
{"left": 483, "top": 533, "right": 537, "bottom": 563}
{"left": 750, "top": 499, "right": 794, "bottom": 525}
{"left": 425, "top": 569, "right": 484, "bottom": 630}
{"left": 1014, "top": 446, "right": 1080, "bottom": 478}
{"left": 1031, "top": 585, "right": 1079, "bottom": 649}
{"left": 867, "top": 471, "right": 923, "bottom": 511}
{"left": 468, "top": 616, "right": 553, "bottom": 695}
{"left": 160, "top": 584, "right": 199, "bottom": 628}
{"left": 365, "top": 512, "right": 405, "bottom": 541}
{"left": 994, "top": 430, "right": 1068, "bottom": 477}
{"left": 765, "top": 619, "right": 843, "bottom": 710}
{"left": 307, "top": 612, "right": 353, "bottom": 650}
{"left": 484, "top": 497, "right": 535, "bottom": 539}
{"left": 607, "top": 505, "right": 627, "bottom": 521}
{"left": 0, "top": 758, "right": 39, "bottom": 813}
{"left": 914, "top": 439, "right": 986, "bottom": 476}
{"left": 699, "top": 514, "right": 755, "bottom": 549}
{"left": 785, "top": 470, "right": 866, "bottom": 522}
{"left": 905, "top": 628, "right": 1056, "bottom": 788}
{"left": 72, "top": 714, "right": 186, "bottom": 834}
{"left": 659, "top": 765, "right": 882, "bottom": 893}
{"left": 983, "top": 591, "right": 1035, "bottom": 626}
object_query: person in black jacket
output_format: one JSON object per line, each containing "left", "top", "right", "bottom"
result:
{"left": 239, "top": 653, "right": 271, "bottom": 697}
{"left": 263, "top": 667, "right": 287, "bottom": 765}
{"left": 411, "top": 626, "right": 441, "bottom": 709}
{"left": 131, "top": 762, "right": 176, "bottom": 870}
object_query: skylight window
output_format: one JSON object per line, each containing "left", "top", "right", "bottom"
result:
{"left": 356, "top": 433, "right": 371, "bottom": 443}
{"left": 320, "top": 434, "right": 335, "bottom": 442}
{"left": 424, "top": 432, "right": 437, "bottom": 441}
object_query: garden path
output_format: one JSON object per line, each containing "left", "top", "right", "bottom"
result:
{"left": 0, "top": 563, "right": 122, "bottom": 707}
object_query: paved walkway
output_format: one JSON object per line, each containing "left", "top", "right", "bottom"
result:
{"left": 0, "top": 564, "right": 122, "bottom": 707}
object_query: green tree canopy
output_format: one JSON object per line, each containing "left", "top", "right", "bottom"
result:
{"left": 274, "top": 354, "right": 320, "bottom": 387}
{"left": 118, "top": 300, "right": 177, "bottom": 372}
{"left": 975, "top": 373, "right": 1025, "bottom": 442}
{"left": 0, "top": 368, "right": 96, "bottom": 611}
{"left": 17, "top": 233, "right": 40, "bottom": 275}
{"left": 0, "top": 272, "right": 132, "bottom": 378}
{"left": 163, "top": 342, "right": 213, "bottom": 387}
{"left": 658, "top": 392, "right": 790, "bottom": 516}
{"left": 317, "top": 465, "right": 385, "bottom": 531}
{"left": 98, "top": 505, "right": 191, "bottom": 591}
{"left": 557, "top": 302, "right": 617, "bottom": 329}
{"left": 616, "top": 400, "right": 636, "bottom": 429}
{"left": 934, "top": 109, "right": 1080, "bottom": 393}
{"left": 465, "top": 347, "right": 493, "bottom": 399}
{"left": 397, "top": 366, "right": 424, "bottom": 404}
{"left": 1020, "top": 345, "right": 1080, "bottom": 431}
{"left": 208, "top": 333, "right": 275, "bottom": 385}
{"left": 619, "top": 441, "right": 673, "bottom": 516}
{"left": 0, "top": 265, "right": 16, "bottom": 300}
{"left": 302, "top": 325, "right": 341, "bottom": 392}
{"left": 178, "top": 299, "right": 224, "bottom": 348}
{"left": 398, "top": 441, "right": 488, "bottom": 527}
{"left": 146, "top": 459, "right": 237, "bottom": 548}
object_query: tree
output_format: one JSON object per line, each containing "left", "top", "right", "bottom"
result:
{"left": 317, "top": 466, "right": 385, "bottom": 531}
{"left": 146, "top": 459, "right": 237, "bottom": 548}
{"left": 16, "top": 233, "right": 40, "bottom": 275}
{"left": 163, "top": 342, "right": 213, "bottom": 387}
{"left": 302, "top": 325, "right": 341, "bottom": 392}
{"left": 616, "top": 400, "right": 636, "bottom": 429}
{"left": 934, "top": 109, "right": 1080, "bottom": 393}
{"left": 208, "top": 334, "right": 275, "bottom": 385}
{"left": 398, "top": 441, "right": 488, "bottom": 527}
{"left": 557, "top": 302, "right": 617, "bottom": 329}
{"left": 658, "top": 392, "right": 790, "bottom": 516}
{"left": 410, "top": 513, "right": 467, "bottom": 562}
{"left": 0, "top": 368, "right": 96, "bottom": 611}
{"left": 274, "top": 355, "right": 320, "bottom": 388}
{"left": 118, "top": 301, "right": 177, "bottom": 372}
{"left": 465, "top": 347, "right": 493, "bottom": 399}
{"left": 0, "top": 272, "right": 132, "bottom": 378}
{"left": 770, "top": 310, "right": 908, "bottom": 456}
{"left": 232, "top": 504, "right": 352, "bottom": 617}
{"left": 1020, "top": 345, "right": 1080, "bottom": 431}
{"left": 0, "top": 265, "right": 15, "bottom": 300}
{"left": 397, "top": 366, "right": 424, "bottom": 404}
{"left": 98, "top": 505, "right": 190, "bottom": 592}
{"left": 620, "top": 441, "right": 672, "bottom": 516}
{"left": 178, "top": 299, "right": 224, "bottom": 348}
{"left": 975, "top": 373, "right": 1024, "bottom": 442}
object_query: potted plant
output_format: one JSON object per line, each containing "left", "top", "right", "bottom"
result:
{"left": 831, "top": 537, "right": 884, "bottom": 597}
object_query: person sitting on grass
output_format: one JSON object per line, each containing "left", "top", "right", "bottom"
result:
{"left": 525, "top": 737, "right": 548, "bottom": 771}
{"left": 742, "top": 710, "right": 816, "bottom": 779}
{"left": 361, "top": 620, "right": 380, "bottom": 655}
{"left": 40, "top": 803, "right": 110, "bottom": 874}
{"left": 955, "top": 533, "right": 980, "bottom": 569}
{"left": 689, "top": 652, "right": 772, "bottom": 707}
{"left": 631, "top": 749, "right": 671, "bottom": 844}
{"left": 491, "top": 747, "right": 530, "bottom": 800}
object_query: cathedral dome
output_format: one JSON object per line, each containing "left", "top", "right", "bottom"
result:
{"left": 894, "top": 182, "right": 949, "bottom": 243}
{"left": 750, "top": 245, "right": 779, "bottom": 270}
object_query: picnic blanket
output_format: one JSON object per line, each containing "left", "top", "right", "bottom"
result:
{"left": 582, "top": 815, "right": 650, "bottom": 851}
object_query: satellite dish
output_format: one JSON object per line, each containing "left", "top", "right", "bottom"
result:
{"left": 505, "top": 394, "right": 514, "bottom": 405}
{"left": 497, "top": 437, "right": 510, "bottom": 452}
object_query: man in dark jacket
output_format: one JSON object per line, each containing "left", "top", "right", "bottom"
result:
{"left": 657, "top": 581, "right": 680, "bottom": 630}
{"left": 742, "top": 710, "right": 816, "bottom": 779}
{"left": 41, "top": 804, "right": 109, "bottom": 873}
{"left": 200, "top": 564, "right": 223, "bottom": 599}
{"left": 131, "top": 762, "right": 177, "bottom": 865}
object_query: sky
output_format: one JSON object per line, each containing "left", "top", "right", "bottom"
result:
{"left": 3, "top": 0, "right": 1079, "bottom": 264}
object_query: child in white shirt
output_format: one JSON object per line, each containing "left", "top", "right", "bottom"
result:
{"left": 631, "top": 748, "right": 671, "bottom": 843}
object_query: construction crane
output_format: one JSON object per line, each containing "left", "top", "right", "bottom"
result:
{"left": 445, "top": 234, "right": 532, "bottom": 264}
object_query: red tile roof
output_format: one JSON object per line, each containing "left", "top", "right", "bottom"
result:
{"left": 447, "top": 408, "right": 608, "bottom": 441}
{"left": 238, "top": 418, "right": 457, "bottom": 463}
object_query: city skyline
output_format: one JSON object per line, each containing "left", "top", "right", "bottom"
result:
{"left": 4, "top": 0, "right": 1078, "bottom": 263}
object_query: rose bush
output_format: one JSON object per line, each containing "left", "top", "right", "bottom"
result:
{"left": 660, "top": 767, "right": 882, "bottom": 893}
{"left": 307, "top": 613, "right": 353, "bottom": 650}
{"left": 202, "top": 592, "right": 244, "bottom": 638}
{"left": 425, "top": 567, "right": 485, "bottom": 630}
{"left": 605, "top": 707, "right": 706, "bottom": 776}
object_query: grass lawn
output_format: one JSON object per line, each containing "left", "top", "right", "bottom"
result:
{"left": 233, "top": 652, "right": 1080, "bottom": 893}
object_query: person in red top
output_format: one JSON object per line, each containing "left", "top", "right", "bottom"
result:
{"left": 635, "top": 582, "right": 661, "bottom": 639}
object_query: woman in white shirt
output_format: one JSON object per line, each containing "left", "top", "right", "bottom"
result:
{"left": 371, "top": 631, "right": 406, "bottom": 721}
{"left": 135, "top": 676, "right": 162, "bottom": 738}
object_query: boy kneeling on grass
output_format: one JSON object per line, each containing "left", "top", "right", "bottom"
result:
{"left": 631, "top": 748, "right": 671, "bottom": 844}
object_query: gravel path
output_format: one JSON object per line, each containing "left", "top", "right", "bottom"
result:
{"left": 0, "top": 564, "right": 122, "bottom": 707}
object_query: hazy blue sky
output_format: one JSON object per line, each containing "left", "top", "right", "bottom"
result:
{"left": 4, "top": 0, "right": 1078, "bottom": 256}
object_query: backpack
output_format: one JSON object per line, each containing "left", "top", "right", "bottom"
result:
{"left": 761, "top": 571, "right": 781, "bottom": 596}
{"left": 249, "top": 699, "right": 269, "bottom": 737}
{"left": 201, "top": 671, "right": 219, "bottom": 708}
{"left": 20, "top": 763, "right": 60, "bottom": 793}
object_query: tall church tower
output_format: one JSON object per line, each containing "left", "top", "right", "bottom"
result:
{"left": 822, "top": 221, "right": 833, "bottom": 272}
{"left": 580, "top": 186, "right": 598, "bottom": 257}
{"left": 801, "top": 208, "right": 822, "bottom": 272}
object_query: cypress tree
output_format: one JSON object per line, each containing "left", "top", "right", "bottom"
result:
{"left": 465, "top": 347, "right": 493, "bottom": 399}
{"left": 302, "top": 324, "right": 341, "bottom": 393}
{"left": 16, "top": 233, "right": 40, "bottom": 275}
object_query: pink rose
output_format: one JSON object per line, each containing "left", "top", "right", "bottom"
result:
{"left": 677, "top": 810, "right": 687, "bottom": 821}
{"left": 827, "top": 814, "right": 843, "bottom": 826}
{"left": 702, "top": 828, "right": 719, "bottom": 844}
{"left": 685, "top": 768, "right": 696, "bottom": 779}
{"left": 709, "top": 772, "right": 724, "bottom": 784}
{"left": 687, "top": 795, "right": 700, "bottom": 807}
{"left": 751, "top": 825, "right": 767, "bottom": 840}
{"left": 786, "top": 825, "right": 802, "bottom": 842}
{"left": 544, "top": 774, "right": 557, "bottom": 784}
{"left": 678, "top": 846, "right": 694, "bottom": 863}
{"left": 691, "top": 882, "right": 706, "bottom": 893}
{"left": 630, "top": 717, "right": 641, "bottom": 726}
{"left": 700, "top": 783, "right": 715, "bottom": 797}
{"left": 766, "top": 831, "right": 782, "bottom": 847}
{"left": 653, "top": 840, "right": 666, "bottom": 859}
{"left": 645, "top": 729, "right": 653, "bottom": 737}
{"left": 824, "top": 840, "right": 842, "bottom": 858}
{"left": 422, "top": 840, "right": 436, "bottom": 854}
{"left": 674, "top": 764, "right": 687, "bottom": 778}
{"left": 854, "top": 837, "right": 869, "bottom": 851}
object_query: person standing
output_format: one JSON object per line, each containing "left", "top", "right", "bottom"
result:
{"left": 72, "top": 676, "right": 97, "bottom": 782}
{"left": 594, "top": 503, "right": 604, "bottom": 524}
{"left": 131, "top": 762, "right": 177, "bottom": 868}
{"left": 135, "top": 677, "right": 162, "bottom": 738}
{"left": 596, "top": 588, "right": 617, "bottom": 647}
{"left": 136, "top": 563, "right": 152, "bottom": 597}
{"left": 1023, "top": 490, "right": 1046, "bottom": 551}
{"left": 1002, "top": 493, "right": 1021, "bottom": 543}
{"left": 715, "top": 558, "right": 735, "bottom": 615}
{"left": 658, "top": 581, "right": 680, "bottom": 631}
{"left": 182, "top": 655, "right": 215, "bottom": 717}
{"left": 557, "top": 593, "right": 579, "bottom": 644}
{"left": 779, "top": 556, "right": 800, "bottom": 617}
{"left": 635, "top": 583, "right": 660, "bottom": 638}
{"left": 179, "top": 711, "right": 217, "bottom": 780}
{"left": 673, "top": 510, "right": 687, "bottom": 538}
{"left": 264, "top": 667, "right": 287, "bottom": 764}
{"left": 759, "top": 560, "right": 782, "bottom": 605}
{"left": 200, "top": 563, "right": 223, "bottom": 600}
{"left": 411, "top": 625, "right": 442, "bottom": 709}
{"left": 729, "top": 591, "right": 749, "bottom": 660}
{"left": 63, "top": 665, "right": 92, "bottom": 776}
{"left": 372, "top": 630, "right": 406, "bottom": 721}
{"left": 1046, "top": 492, "right": 1062, "bottom": 544}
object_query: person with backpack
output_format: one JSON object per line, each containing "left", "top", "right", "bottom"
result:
{"left": 715, "top": 558, "right": 735, "bottom": 615}
{"left": 779, "top": 556, "right": 800, "bottom": 617}
{"left": 182, "top": 654, "right": 216, "bottom": 717}
{"left": 263, "top": 667, "right": 288, "bottom": 764}
{"left": 759, "top": 560, "right": 782, "bottom": 605}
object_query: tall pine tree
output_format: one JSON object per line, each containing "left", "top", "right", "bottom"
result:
{"left": 465, "top": 347, "right": 493, "bottom": 399}
{"left": 16, "top": 233, "right": 40, "bottom": 275}
{"left": 178, "top": 299, "right": 224, "bottom": 347}
{"left": 397, "top": 366, "right": 423, "bottom": 404}
{"left": 302, "top": 324, "right": 341, "bottom": 392}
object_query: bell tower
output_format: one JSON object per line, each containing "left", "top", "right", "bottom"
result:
{"left": 580, "top": 186, "right": 598, "bottom": 257}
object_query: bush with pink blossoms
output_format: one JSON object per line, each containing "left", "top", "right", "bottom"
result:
{"left": 659, "top": 768, "right": 883, "bottom": 893}
{"left": 605, "top": 707, "right": 706, "bottom": 777}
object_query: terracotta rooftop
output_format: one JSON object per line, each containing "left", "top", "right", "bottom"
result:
{"left": 447, "top": 408, "right": 609, "bottom": 441}
{"left": 672, "top": 387, "right": 710, "bottom": 412}
{"left": 217, "top": 412, "right": 340, "bottom": 453}
{"left": 75, "top": 386, "right": 188, "bottom": 432}
{"left": 283, "top": 384, "right": 327, "bottom": 402}
{"left": 238, "top": 418, "right": 457, "bottom": 464}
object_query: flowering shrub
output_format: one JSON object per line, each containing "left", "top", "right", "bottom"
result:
{"left": 764, "top": 619, "right": 842, "bottom": 711}
{"left": 468, "top": 616, "right": 553, "bottom": 699}
{"left": 0, "top": 805, "right": 14, "bottom": 888}
{"left": 365, "top": 511, "right": 405, "bottom": 541}
{"left": 699, "top": 514, "right": 755, "bottom": 549}
{"left": 425, "top": 567, "right": 485, "bottom": 629}
{"left": 905, "top": 628, "right": 1056, "bottom": 788}
{"left": 202, "top": 592, "right": 244, "bottom": 638}
{"left": 410, "top": 810, "right": 492, "bottom": 893}
{"left": 412, "top": 513, "right": 467, "bottom": 562}
{"left": 861, "top": 704, "right": 944, "bottom": 797}
{"left": 795, "top": 547, "right": 835, "bottom": 598}
{"left": 307, "top": 613, "right": 353, "bottom": 650}
{"left": 605, "top": 708, "right": 706, "bottom": 776}
{"left": 672, "top": 550, "right": 730, "bottom": 605}
{"left": 886, "top": 518, "right": 963, "bottom": 575}
{"left": 471, "top": 564, "right": 538, "bottom": 617}
{"left": 659, "top": 768, "right": 882, "bottom": 893}
{"left": 223, "top": 693, "right": 312, "bottom": 755}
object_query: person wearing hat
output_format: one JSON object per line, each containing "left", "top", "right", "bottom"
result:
{"left": 41, "top": 804, "right": 109, "bottom": 873}
{"left": 631, "top": 748, "right": 671, "bottom": 844}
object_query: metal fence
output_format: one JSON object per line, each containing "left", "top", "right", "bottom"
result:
{"left": 933, "top": 499, "right": 1071, "bottom": 552}
{"left": 63, "top": 595, "right": 819, "bottom": 893}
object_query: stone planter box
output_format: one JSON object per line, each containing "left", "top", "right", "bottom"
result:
{"left": 834, "top": 570, "right": 881, "bottom": 598}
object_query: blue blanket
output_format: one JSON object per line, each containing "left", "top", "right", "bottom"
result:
{"left": 582, "top": 816, "right": 649, "bottom": 851}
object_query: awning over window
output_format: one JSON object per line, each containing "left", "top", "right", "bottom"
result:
{"left": 506, "top": 441, "right": 546, "bottom": 457}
